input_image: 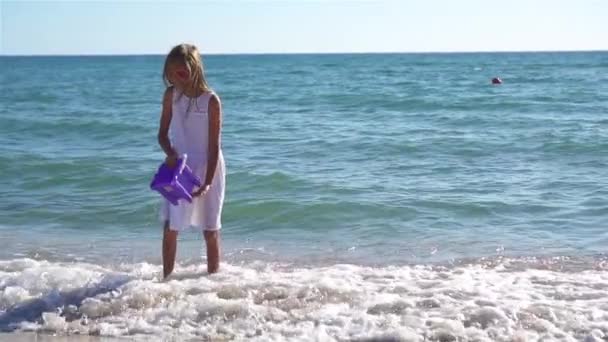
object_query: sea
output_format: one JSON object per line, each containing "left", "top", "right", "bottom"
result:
{"left": 1, "top": 52, "right": 607, "bottom": 341}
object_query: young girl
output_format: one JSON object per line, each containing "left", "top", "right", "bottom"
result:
{"left": 157, "top": 44, "right": 225, "bottom": 277}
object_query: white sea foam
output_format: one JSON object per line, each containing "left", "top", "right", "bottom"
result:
{"left": 0, "top": 257, "right": 607, "bottom": 341}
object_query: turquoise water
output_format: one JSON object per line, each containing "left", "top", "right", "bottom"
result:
{"left": 1, "top": 52, "right": 607, "bottom": 340}
{"left": 1, "top": 52, "right": 606, "bottom": 264}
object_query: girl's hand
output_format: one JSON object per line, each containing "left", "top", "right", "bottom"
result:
{"left": 192, "top": 184, "right": 211, "bottom": 198}
{"left": 165, "top": 153, "right": 178, "bottom": 168}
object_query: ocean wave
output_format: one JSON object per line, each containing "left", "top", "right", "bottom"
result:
{"left": 1, "top": 257, "right": 607, "bottom": 341}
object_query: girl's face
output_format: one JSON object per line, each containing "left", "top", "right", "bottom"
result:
{"left": 167, "top": 63, "right": 190, "bottom": 90}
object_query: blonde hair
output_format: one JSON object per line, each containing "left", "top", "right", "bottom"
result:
{"left": 163, "top": 44, "right": 211, "bottom": 110}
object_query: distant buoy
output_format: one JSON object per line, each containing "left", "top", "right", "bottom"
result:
{"left": 492, "top": 77, "right": 502, "bottom": 85}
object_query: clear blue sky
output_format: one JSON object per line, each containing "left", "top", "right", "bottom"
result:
{"left": 1, "top": 0, "right": 607, "bottom": 55}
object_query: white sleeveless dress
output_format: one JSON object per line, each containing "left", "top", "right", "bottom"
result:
{"left": 160, "top": 89, "right": 226, "bottom": 231}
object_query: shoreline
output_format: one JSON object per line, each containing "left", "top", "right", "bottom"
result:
{"left": 0, "top": 332, "right": 124, "bottom": 341}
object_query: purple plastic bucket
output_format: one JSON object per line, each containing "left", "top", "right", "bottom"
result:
{"left": 150, "top": 155, "right": 202, "bottom": 205}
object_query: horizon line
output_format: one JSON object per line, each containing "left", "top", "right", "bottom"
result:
{"left": 1, "top": 49, "right": 607, "bottom": 58}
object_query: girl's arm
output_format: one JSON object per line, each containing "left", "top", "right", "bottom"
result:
{"left": 158, "top": 87, "right": 177, "bottom": 164}
{"left": 203, "top": 94, "right": 222, "bottom": 186}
